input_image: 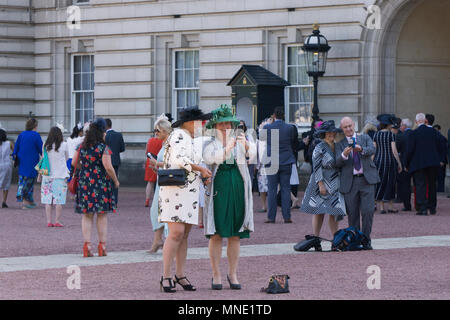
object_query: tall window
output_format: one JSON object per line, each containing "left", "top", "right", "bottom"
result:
{"left": 72, "top": 55, "right": 94, "bottom": 125}
{"left": 286, "top": 46, "right": 313, "bottom": 127}
{"left": 173, "top": 50, "right": 199, "bottom": 117}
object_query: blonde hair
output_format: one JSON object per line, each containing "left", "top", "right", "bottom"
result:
{"left": 361, "top": 122, "right": 377, "bottom": 135}
{"left": 154, "top": 114, "right": 172, "bottom": 134}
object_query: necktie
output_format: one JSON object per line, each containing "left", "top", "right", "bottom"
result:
{"left": 353, "top": 149, "right": 361, "bottom": 171}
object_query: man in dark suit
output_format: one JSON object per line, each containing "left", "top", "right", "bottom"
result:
{"left": 396, "top": 118, "right": 413, "bottom": 211}
{"left": 406, "top": 113, "right": 444, "bottom": 215}
{"left": 335, "top": 117, "right": 380, "bottom": 250}
{"left": 105, "top": 118, "right": 125, "bottom": 204}
{"left": 262, "top": 107, "right": 296, "bottom": 223}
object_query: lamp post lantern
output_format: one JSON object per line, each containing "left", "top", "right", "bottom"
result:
{"left": 301, "top": 24, "right": 331, "bottom": 127}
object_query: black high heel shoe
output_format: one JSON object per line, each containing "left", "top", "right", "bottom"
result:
{"left": 160, "top": 276, "right": 176, "bottom": 293}
{"left": 227, "top": 275, "right": 241, "bottom": 290}
{"left": 173, "top": 275, "right": 197, "bottom": 291}
{"left": 211, "top": 278, "right": 223, "bottom": 290}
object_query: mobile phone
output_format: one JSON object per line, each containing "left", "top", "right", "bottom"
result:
{"left": 147, "top": 152, "right": 156, "bottom": 160}
{"left": 348, "top": 137, "right": 356, "bottom": 148}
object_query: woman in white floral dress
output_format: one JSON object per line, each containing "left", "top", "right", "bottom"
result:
{"left": 158, "top": 106, "right": 212, "bottom": 293}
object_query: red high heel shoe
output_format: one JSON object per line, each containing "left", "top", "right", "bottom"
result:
{"left": 145, "top": 199, "right": 150, "bottom": 207}
{"left": 83, "top": 242, "right": 93, "bottom": 257}
{"left": 98, "top": 242, "right": 107, "bottom": 257}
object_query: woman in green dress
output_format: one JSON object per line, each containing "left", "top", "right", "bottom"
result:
{"left": 203, "top": 105, "right": 256, "bottom": 290}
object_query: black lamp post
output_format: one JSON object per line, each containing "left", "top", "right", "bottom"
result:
{"left": 301, "top": 24, "right": 330, "bottom": 128}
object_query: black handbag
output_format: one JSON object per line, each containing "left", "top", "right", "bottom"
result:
{"left": 157, "top": 133, "right": 188, "bottom": 187}
{"left": 157, "top": 169, "right": 187, "bottom": 186}
{"left": 293, "top": 235, "right": 323, "bottom": 252}
{"left": 261, "top": 275, "right": 290, "bottom": 294}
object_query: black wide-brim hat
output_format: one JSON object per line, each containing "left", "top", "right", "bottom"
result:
{"left": 377, "top": 114, "right": 396, "bottom": 125}
{"left": 313, "top": 120, "right": 342, "bottom": 138}
{"left": 171, "top": 106, "right": 212, "bottom": 128}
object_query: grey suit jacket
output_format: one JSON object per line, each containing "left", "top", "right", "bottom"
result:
{"left": 335, "top": 133, "right": 380, "bottom": 194}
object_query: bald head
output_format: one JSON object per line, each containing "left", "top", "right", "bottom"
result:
{"left": 340, "top": 117, "right": 355, "bottom": 137}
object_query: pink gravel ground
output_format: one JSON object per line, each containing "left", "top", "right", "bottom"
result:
{"left": 0, "top": 185, "right": 449, "bottom": 300}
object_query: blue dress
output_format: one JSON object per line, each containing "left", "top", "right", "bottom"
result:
{"left": 13, "top": 130, "right": 42, "bottom": 203}
{"left": 150, "top": 146, "right": 168, "bottom": 235}
{"left": 13, "top": 130, "right": 42, "bottom": 178}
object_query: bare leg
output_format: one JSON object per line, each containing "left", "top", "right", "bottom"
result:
{"left": 209, "top": 234, "right": 223, "bottom": 284}
{"left": 45, "top": 204, "right": 52, "bottom": 224}
{"left": 312, "top": 214, "right": 325, "bottom": 237}
{"left": 291, "top": 192, "right": 299, "bottom": 208}
{"left": 82, "top": 214, "right": 94, "bottom": 243}
{"left": 146, "top": 182, "right": 154, "bottom": 203}
{"left": 162, "top": 222, "right": 186, "bottom": 278}
{"left": 387, "top": 201, "right": 394, "bottom": 211}
{"left": 260, "top": 192, "right": 267, "bottom": 211}
{"left": 227, "top": 236, "right": 241, "bottom": 284}
{"left": 3, "top": 190, "right": 8, "bottom": 203}
{"left": 149, "top": 226, "right": 164, "bottom": 252}
{"left": 198, "top": 207, "right": 204, "bottom": 227}
{"left": 328, "top": 215, "right": 339, "bottom": 236}
{"left": 55, "top": 204, "right": 63, "bottom": 225}
{"left": 175, "top": 224, "right": 193, "bottom": 282}
{"left": 96, "top": 213, "right": 108, "bottom": 244}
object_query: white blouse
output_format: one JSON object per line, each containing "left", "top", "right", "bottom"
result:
{"left": 47, "top": 142, "right": 69, "bottom": 179}
{"left": 67, "top": 136, "right": 84, "bottom": 159}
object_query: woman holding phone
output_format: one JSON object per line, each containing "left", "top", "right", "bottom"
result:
{"left": 203, "top": 105, "right": 256, "bottom": 290}
{"left": 300, "top": 120, "right": 346, "bottom": 241}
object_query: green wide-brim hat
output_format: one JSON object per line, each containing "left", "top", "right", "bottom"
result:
{"left": 205, "top": 105, "right": 240, "bottom": 129}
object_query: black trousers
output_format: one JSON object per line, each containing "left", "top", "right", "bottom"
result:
{"left": 413, "top": 167, "right": 438, "bottom": 212}
{"left": 397, "top": 171, "right": 412, "bottom": 210}
{"left": 437, "top": 166, "right": 446, "bottom": 193}
{"left": 113, "top": 165, "right": 119, "bottom": 204}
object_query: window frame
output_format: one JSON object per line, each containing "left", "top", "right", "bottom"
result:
{"left": 171, "top": 49, "right": 200, "bottom": 120}
{"left": 71, "top": 54, "right": 95, "bottom": 128}
{"left": 284, "top": 45, "right": 314, "bottom": 128}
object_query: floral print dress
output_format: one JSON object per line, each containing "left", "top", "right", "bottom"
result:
{"left": 75, "top": 143, "right": 116, "bottom": 214}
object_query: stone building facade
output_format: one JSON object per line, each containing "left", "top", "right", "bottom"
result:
{"left": 1, "top": 0, "right": 449, "bottom": 186}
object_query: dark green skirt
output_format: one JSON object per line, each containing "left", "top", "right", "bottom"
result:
{"left": 209, "top": 161, "right": 249, "bottom": 239}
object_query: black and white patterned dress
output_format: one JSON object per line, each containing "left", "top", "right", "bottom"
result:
{"left": 158, "top": 128, "right": 202, "bottom": 225}
{"left": 300, "top": 141, "right": 346, "bottom": 217}
{"left": 373, "top": 130, "right": 397, "bottom": 201}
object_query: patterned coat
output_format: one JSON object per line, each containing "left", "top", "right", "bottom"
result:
{"left": 158, "top": 128, "right": 202, "bottom": 225}
{"left": 300, "top": 141, "right": 346, "bottom": 217}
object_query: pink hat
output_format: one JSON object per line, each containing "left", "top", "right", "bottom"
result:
{"left": 315, "top": 121, "right": 324, "bottom": 129}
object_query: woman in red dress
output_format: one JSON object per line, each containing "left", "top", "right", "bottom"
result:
{"left": 144, "top": 135, "right": 163, "bottom": 207}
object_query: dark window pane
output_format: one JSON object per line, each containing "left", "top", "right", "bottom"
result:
{"left": 176, "top": 70, "right": 184, "bottom": 88}
{"left": 176, "top": 51, "right": 185, "bottom": 69}
{"left": 185, "top": 70, "right": 194, "bottom": 88}
{"left": 74, "top": 56, "right": 81, "bottom": 73}
{"left": 194, "top": 51, "right": 199, "bottom": 68}
{"left": 90, "top": 55, "right": 95, "bottom": 72}
{"left": 177, "top": 90, "right": 186, "bottom": 109}
{"left": 75, "top": 92, "right": 83, "bottom": 109}
{"left": 82, "top": 55, "right": 90, "bottom": 73}
{"left": 82, "top": 73, "right": 90, "bottom": 90}
{"left": 185, "top": 51, "right": 194, "bottom": 69}
{"left": 90, "top": 73, "right": 95, "bottom": 89}
{"left": 74, "top": 73, "right": 81, "bottom": 91}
